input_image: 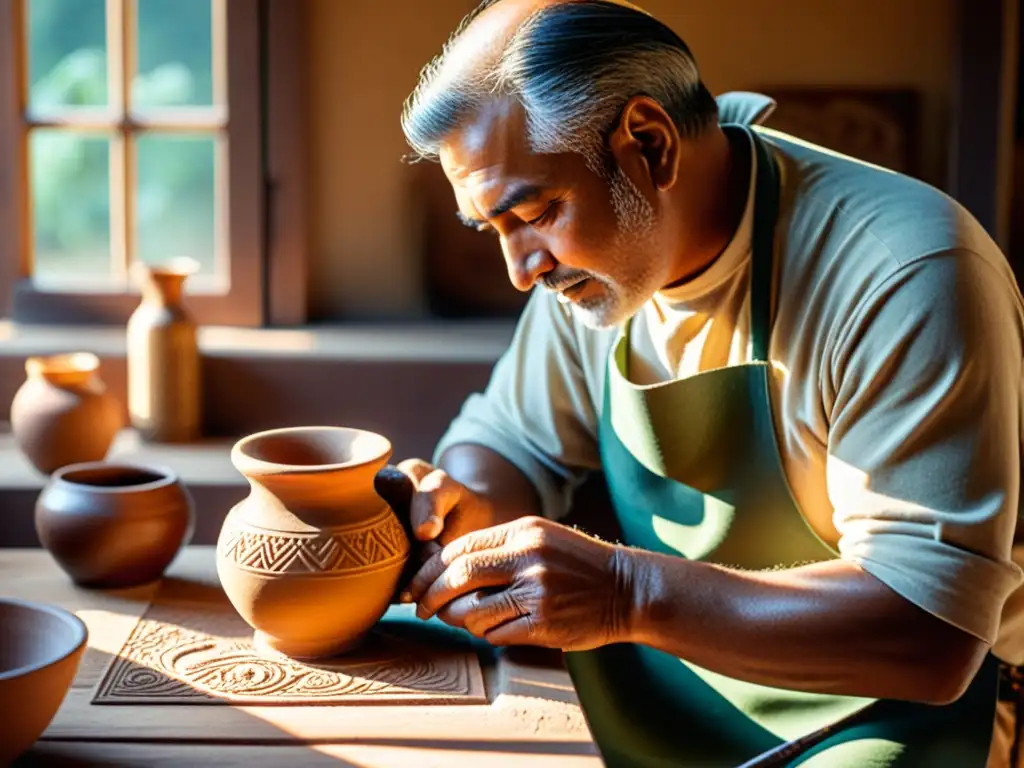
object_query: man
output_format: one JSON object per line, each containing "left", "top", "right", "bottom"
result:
{"left": 379, "top": 0, "right": 1024, "bottom": 764}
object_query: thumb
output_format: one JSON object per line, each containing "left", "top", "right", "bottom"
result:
{"left": 373, "top": 465, "right": 416, "bottom": 541}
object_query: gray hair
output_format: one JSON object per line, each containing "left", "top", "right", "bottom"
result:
{"left": 401, "top": 0, "right": 718, "bottom": 173}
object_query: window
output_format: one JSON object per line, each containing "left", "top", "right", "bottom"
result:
{"left": 0, "top": 0, "right": 267, "bottom": 326}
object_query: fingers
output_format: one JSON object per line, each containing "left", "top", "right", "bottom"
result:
{"left": 396, "top": 459, "right": 462, "bottom": 542}
{"left": 404, "top": 521, "right": 522, "bottom": 605}
{"left": 416, "top": 548, "right": 523, "bottom": 620}
{"left": 484, "top": 615, "right": 536, "bottom": 647}
{"left": 438, "top": 589, "right": 528, "bottom": 637}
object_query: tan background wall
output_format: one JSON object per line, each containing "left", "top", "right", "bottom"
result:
{"left": 306, "top": 0, "right": 958, "bottom": 320}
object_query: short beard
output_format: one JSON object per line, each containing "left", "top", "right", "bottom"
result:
{"left": 568, "top": 164, "right": 661, "bottom": 330}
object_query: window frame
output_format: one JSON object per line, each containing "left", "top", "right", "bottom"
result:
{"left": 0, "top": 0, "right": 307, "bottom": 328}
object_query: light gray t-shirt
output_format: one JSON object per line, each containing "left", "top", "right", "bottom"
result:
{"left": 433, "top": 122, "right": 1024, "bottom": 663}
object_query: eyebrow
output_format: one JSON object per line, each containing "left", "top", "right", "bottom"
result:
{"left": 457, "top": 183, "right": 544, "bottom": 229}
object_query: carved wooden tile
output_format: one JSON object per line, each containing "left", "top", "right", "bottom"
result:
{"left": 92, "top": 595, "right": 486, "bottom": 706}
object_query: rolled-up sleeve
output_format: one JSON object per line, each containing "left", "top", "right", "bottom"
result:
{"left": 828, "top": 249, "right": 1024, "bottom": 644}
{"left": 433, "top": 289, "right": 602, "bottom": 520}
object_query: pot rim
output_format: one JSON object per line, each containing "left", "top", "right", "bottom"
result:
{"left": 231, "top": 426, "right": 392, "bottom": 476}
{"left": 49, "top": 461, "right": 180, "bottom": 493}
{"left": 25, "top": 351, "right": 100, "bottom": 378}
{"left": 0, "top": 598, "right": 88, "bottom": 681}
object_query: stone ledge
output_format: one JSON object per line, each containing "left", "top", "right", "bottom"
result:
{"left": 0, "top": 427, "right": 249, "bottom": 548}
{"left": 0, "top": 321, "right": 508, "bottom": 450}
{"left": 0, "top": 319, "right": 516, "bottom": 362}
{"left": 0, "top": 428, "right": 241, "bottom": 491}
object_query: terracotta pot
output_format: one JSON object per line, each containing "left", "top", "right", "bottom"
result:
{"left": 9, "top": 352, "right": 123, "bottom": 475}
{"left": 0, "top": 598, "right": 88, "bottom": 765}
{"left": 36, "top": 462, "right": 195, "bottom": 588}
{"left": 126, "top": 258, "right": 201, "bottom": 443}
{"left": 217, "top": 426, "right": 411, "bottom": 659}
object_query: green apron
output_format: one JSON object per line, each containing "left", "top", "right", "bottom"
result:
{"left": 564, "top": 125, "right": 999, "bottom": 767}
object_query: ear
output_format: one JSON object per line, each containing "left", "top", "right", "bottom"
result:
{"left": 607, "top": 96, "right": 681, "bottom": 192}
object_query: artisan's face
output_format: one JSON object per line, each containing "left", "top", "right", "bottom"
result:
{"left": 439, "top": 98, "right": 669, "bottom": 328}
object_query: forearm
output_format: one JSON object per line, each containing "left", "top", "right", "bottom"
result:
{"left": 620, "top": 550, "right": 989, "bottom": 704}
{"left": 438, "top": 443, "right": 544, "bottom": 524}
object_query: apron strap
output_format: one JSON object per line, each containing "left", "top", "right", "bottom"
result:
{"left": 746, "top": 128, "right": 781, "bottom": 363}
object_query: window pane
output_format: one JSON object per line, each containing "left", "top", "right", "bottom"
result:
{"left": 28, "top": 0, "right": 109, "bottom": 110}
{"left": 30, "top": 130, "right": 112, "bottom": 281}
{"left": 133, "top": 0, "right": 214, "bottom": 108}
{"left": 135, "top": 134, "right": 217, "bottom": 276}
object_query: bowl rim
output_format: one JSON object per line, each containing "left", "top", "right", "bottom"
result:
{"left": 0, "top": 598, "right": 88, "bottom": 681}
{"left": 232, "top": 425, "right": 392, "bottom": 476}
{"left": 49, "top": 461, "right": 180, "bottom": 493}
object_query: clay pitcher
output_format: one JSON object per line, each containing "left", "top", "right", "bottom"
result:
{"left": 217, "top": 426, "right": 411, "bottom": 659}
{"left": 126, "top": 258, "right": 201, "bottom": 443}
{"left": 10, "top": 353, "right": 123, "bottom": 475}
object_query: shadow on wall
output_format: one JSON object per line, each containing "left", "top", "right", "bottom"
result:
{"left": 408, "top": 161, "right": 530, "bottom": 320}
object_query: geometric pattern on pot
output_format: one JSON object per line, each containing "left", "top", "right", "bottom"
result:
{"left": 218, "top": 511, "right": 408, "bottom": 575}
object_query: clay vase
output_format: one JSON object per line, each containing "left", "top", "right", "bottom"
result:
{"left": 126, "top": 258, "right": 201, "bottom": 443}
{"left": 9, "top": 352, "right": 123, "bottom": 475}
{"left": 36, "top": 462, "right": 195, "bottom": 588}
{"left": 217, "top": 426, "right": 411, "bottom": 659}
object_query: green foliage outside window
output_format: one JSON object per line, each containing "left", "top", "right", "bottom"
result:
{"left": 28, "top": 0, "right": 216, "bottom": 278}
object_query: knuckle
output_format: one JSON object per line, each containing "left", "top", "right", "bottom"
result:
{"left": 523, "top": 561, "right": 553, "bottom": 592}
{"left": 464, "top": 614, "right": 488, "bottom": 638}
{"left": 515, "top": 516, "right": 551, "bottom": 549}
{"left": 417, "top": 468, "right": 450, "bottom": 495}
{"left": 440, "top": 538, "right": 471, "bottom": 566}
{"left": 397, "top": 458, "right": 432, "bottom": 477}
{"left": 445, "top": 557, "right": 474, "bottom": 591}
{"left": 519, "top": 515, "right": 546, "bottom": 530}
{"left": 535, "top": 564, "right": 553, "bottom": 590}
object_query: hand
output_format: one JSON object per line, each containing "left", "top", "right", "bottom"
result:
{"left": 374, "top": 459, "right": 508, "bottom": 600}
{"left": 402, "top": 516, "right": 632, "bottom": 651}
{"left": 374, "top": 459, "right": 504, "bottom": 554}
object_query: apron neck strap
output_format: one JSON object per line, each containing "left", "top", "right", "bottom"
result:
{"left": 621, "top": 126, "right": 781, "bottom": 364}
{"left": 746, "top": 126, "right": 781, "bottom": 363}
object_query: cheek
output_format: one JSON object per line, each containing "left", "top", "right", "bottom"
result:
{"left": 548, "top": 203, "right": 619, "bottom": 271}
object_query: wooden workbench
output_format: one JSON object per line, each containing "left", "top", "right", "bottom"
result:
{"left": 2, "top": 547, "right": 602, "bottom": 767}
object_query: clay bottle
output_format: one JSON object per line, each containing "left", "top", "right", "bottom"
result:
{"left": 126, "top": 259, "right": 201, "bottom": 443}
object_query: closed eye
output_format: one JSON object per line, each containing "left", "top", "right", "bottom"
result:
{"left": 527, "top": 198, "right": 563, "bottom": 227}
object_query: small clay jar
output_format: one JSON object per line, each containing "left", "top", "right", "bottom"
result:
{"left": 10, "top": 353, "right": 124, "bottom": 475}
{"left": 35, "top": 462, "right": 195, "bottom": 588}
{"left": 217, "top": 426, "right": 411, "bottom": 659}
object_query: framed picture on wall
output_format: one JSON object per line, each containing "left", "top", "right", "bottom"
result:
{"left": 758, "top": 87, "right": 923, "bottom": 178}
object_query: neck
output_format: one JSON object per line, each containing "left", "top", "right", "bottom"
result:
{"left": 662, "top": 126, "right": 751, "bottom": 289}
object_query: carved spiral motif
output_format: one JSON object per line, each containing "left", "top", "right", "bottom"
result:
{"left": 217, "top": 510, "right": 409, "bottom": 575}
{"left": 91, "top": 603, "right": 479, "bottom": 705}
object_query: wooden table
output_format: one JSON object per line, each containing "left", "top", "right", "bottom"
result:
{"left": 3, "top": 547, "right": 602, "bottom": 767}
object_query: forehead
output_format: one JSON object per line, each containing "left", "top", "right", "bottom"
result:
{"left": 439, "top": 97, "right": 540, "bottom": 189}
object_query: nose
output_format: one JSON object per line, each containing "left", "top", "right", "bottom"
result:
{"left": 502, "top": 237, "right": 555, "bottom": 292}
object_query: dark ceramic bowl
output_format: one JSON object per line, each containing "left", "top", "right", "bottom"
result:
{"left": 0, "top": 598, "right": 87, "bottom": 763}
{"left": 35, "top": 462, "right": 195, "bottom": 588}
